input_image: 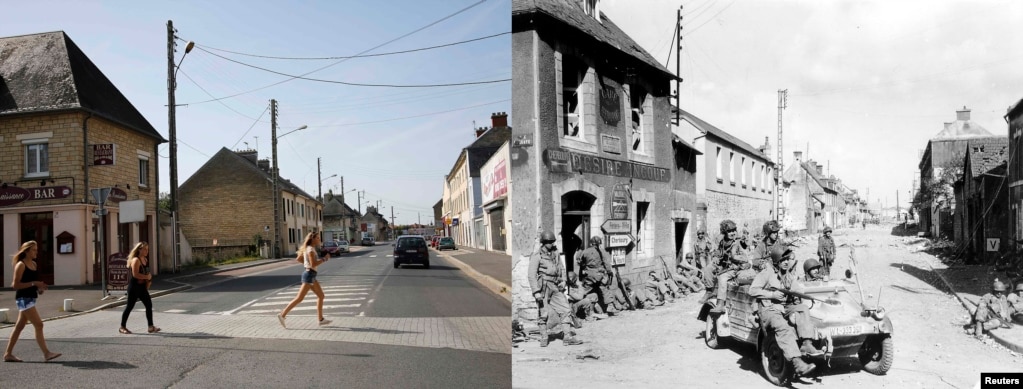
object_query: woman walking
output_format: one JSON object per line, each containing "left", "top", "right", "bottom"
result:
{"left": 3, "top": 241, "right": 61, "bottom": 362}
{"left": 119, "top": 242, "right": 160, "bottom": 334}
{"left": 278, "top": 232, "right": 331, "bottom": 328}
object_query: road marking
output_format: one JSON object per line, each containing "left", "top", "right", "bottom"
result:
{"left": 265, "top": 292, "right": 369, "bottom": 300}
{"left": 163, "top": 309, "right": 188, "bottom": 313}
{"left": 224, "top": 299, "right": 260, "bottom": 315}
{"left": 241, "top": 305, "right": 361, "bottom": 314}
{"left": 249, "top": 298, "right": 367, "bottom": 307}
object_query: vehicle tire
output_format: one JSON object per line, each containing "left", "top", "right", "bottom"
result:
{"left": 424, "top": 260, "right": 431, "bottom": 269}
{"left": 393, "top": 261, "right": 399, "bottom": 269}
{"left": 858, "top": 335, "right": 893, "bottom": 375}
{"left": 704, "top": 317, "right": 722, "bottom": 349}
{"left": 760, "top": 333, "right": 792, "bottom": 387}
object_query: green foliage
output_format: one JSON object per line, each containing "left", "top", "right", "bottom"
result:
{"left": 158, "top": 192, "right": 171, "bottom": 212}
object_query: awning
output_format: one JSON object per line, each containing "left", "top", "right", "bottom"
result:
{"left": 483, "top": 198, "right": 505, "bottom": 211}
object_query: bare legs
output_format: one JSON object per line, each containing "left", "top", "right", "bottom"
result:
{"left": 3, "top": 307, "right": 60, "bottom": 362}
{"left": 279, "top": 281, "right": 328, "bottom": 325}
{"left": 310, "top": 281, "right": 326, "bottom": 321}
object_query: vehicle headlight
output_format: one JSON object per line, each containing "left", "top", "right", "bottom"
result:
{"left": 871, "top": 307, "right": 886, "bottom": 321}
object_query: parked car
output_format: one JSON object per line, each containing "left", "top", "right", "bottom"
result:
{"left": 393, "top": 235, "right": 430, "bottom": 269}
{"left": 320, "top": 240, "right": 342, "bottom": 256}
{"left": 437, "top": 237, "right": 457, "bottom": 251}
{"left": 361, "top": 236, "right": 375, "bottom": 246}
{"left": 337, "top": 239, "right": 350, "bottom": 253}
{"left": 431, "top": 236, "right": 441, "bottom": 248}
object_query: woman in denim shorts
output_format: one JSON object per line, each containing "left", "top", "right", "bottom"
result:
{"left": 3, "top": 241, "right": 61, "bottom": 362}
{"left": 278, "top": 232, "right": 331, "bottom": 328}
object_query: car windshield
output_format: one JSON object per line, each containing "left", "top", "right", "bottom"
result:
{"left": 440, "top": 238, "right": 453, "bottom": 243}
{"left": 338, "top": 240, "right": 348, "bottom": 245}
{"left": 397, "top": 238, "right": 425, "bottom": 248}
{"left": 324, "top": 242, "right": 337, "bottom": 247}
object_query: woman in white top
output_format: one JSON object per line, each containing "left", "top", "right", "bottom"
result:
{"left": 277, "top": 232, "right": 331, "bottom": 328}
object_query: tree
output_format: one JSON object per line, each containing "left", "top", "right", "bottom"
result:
{"left": 912, "top": 150, "right": 966, "bottom": 214}
{"left": 158, "top": 192, "right": 171, "bottom": 212}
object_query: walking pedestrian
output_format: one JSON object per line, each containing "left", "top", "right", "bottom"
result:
{"left": 119, "top": 242, "right": 159, "bottom": 334}
{"left": 817, "top": 227, "right": 836, "bottom": 276}
{"left": 528, "top": 231, "right": 583, "bottom": 346}
{"left": 278, "top": 232, "right": 332, "bottom": 328}
{"left": 3, "top": 241, "right": 61, "bottom": 362}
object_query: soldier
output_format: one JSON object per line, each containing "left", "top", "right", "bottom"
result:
{"left": 752, "top": 221, "right": 784, "bottom": 272}
{"left": 672, "top": 253, "right": 705, "bottom": 294}
{"left": 817, "top": 227, "right": 836, "bottom": 276}
{"left": 709, "top": 220, "right": 749, "bottom": 313}
{"left": 693, "top": 229, "right": 714, "bottom": 276}
{"left": 802, "top": 258, "right": 824, "bottom": 283}
{"left": 973, "top": 279, "right": 1014, "bottom": 339}
{"left": 739, "top": 223, "right": 753, "bottom": 251}
{"left": 749, "top": 246, "right": 817, "bottom": 376}
{"left": 527, "top": 231, "right": 583, "bottom": 347}
{"left": 1010, "top": 282, "right": 1023, "bottom": 325}
{"left": 645, "top": 270, "right": 676, "bottom": 304}
{"left": 777, "top": 249, "right": 823, "bottom": 356}
{"left": 565, "top": 271, "right": 599, "bottom": 325}
{"left": 577, "top": 235, "right": 615, "bottom": 315}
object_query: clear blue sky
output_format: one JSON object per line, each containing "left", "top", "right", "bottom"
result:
{"left": 2, "top": 0, "right": 510, "bottom": 225}
{"left": 603, "top": 0, "right": 1023, "bottom": 211}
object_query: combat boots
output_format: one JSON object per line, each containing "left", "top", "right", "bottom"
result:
{"left": 790, "top": 357, "right": 816, "bottom": 376}
{"left": 540, "top": 327, "right": 550, "bottom": 347}
{"left": 563, "top": 336, "right": 584, "bottom": 346}
{"left": 800, "top": 339, "right": 824, "bottom": 356}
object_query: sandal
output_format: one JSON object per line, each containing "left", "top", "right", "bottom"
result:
{"left": 118, "top": 327, "right": 132, "bottom": 334}
{"left": 148, "top": 326, "right": 161, "bottom": 333}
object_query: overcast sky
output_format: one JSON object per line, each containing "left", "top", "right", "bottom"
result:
{"left": 602, "top": 0, "right": 1023, "bottom": 211}
{"left": 2, "top": 0, "right": 510, "bottom": 225}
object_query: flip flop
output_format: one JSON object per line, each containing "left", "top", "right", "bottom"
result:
{"left": 118, "top": 328, "right": 132, "bottom": 334}
{"left": 147, "top": 326, "right": 161, "bottom": 333}
{"left": 44, "top": 353, "right": 61, "bottom": 362}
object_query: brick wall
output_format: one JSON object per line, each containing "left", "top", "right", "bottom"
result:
{"left": 179, "top": 152, "right": 273, "bottom": 253}
{"left": 706, "top": 189, "right": 774, "bottom": 241}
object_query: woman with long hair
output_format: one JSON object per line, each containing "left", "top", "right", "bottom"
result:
{"left": 118, "top": 241, "right": 159, "bottom": 334}
{"left": 278, "top": 232, "right": 331, "bottom": 328}
{"left": 3, "top": 241, "right": 61, "bottom": 362}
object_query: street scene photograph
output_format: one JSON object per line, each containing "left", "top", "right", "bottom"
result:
{"left": 0, "top": 1, "right": 512, "bottom": 387}
{"left": 510, "top": 0, "right": 1023, "bottom": 387}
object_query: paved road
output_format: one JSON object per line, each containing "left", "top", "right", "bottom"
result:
{"left": 0, "top": 244, "right": 511, "bottom": 388}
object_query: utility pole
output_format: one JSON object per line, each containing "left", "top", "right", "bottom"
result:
{"left": 391, "top": 206, "right": 396, "bottom": 226}
{"left": 676, "top": 5, "right": 683, "bottom": 128}
{"left": 776, "top": 89, "right": 788, "bottom": 219}
{"left": 167, "top": 21, "right": 180, "bottom": 273}
{"left": 357, "top": 190, "right": 364, "bottom": 214}
{"left": 271, "top": 99, "right": 280, "bottom": 259}
{"left": 896, "top": 190, "right": 900, "bottom": 222}
{"left": 317, "top": 157, "right": 322, "bottom": 202}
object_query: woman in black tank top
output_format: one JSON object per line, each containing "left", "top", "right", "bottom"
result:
{"left": 120, "top": 242, "right": 159, "bottom": 334}
{"left": 3, "top": 241, "right": 61, "bottom": 363}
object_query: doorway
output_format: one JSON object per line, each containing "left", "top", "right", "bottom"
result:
{"left": 21, "top": 212, "right": 54, "bottom": 285}
{"left": 674, "top": 220, "right": 689, "bottom": 268}
{"left": 561, "top": 191, "right": 595, "bottom": 274}
{"left": 489, "top": 207, "right": 506, "bottom": 252}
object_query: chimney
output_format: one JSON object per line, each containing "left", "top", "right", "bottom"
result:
{"left": 475, "top": 126, "right": 487, "bottom": 138}
{"left": 491, "top": 112, "right": 508, "bottom": 128}
{"left": 237, "top": 149, "right": 258, "bottom": 165}
{"left": 956, "top": 106, "right": 971, "bottom": 121}
{"left": 257, "top": 158, "right": 270, "bottom": 173}
{"left": 793, "top": 151, "right": 802, "bottom": 164}
{"left": 816, "top": 163, "right": 824, "bottom": 174}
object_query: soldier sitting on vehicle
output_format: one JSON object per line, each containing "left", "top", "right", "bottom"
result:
{"left": 709, "top": 220, "right": 751, "bottom": 313}
{"left": 753, "top": 221, "right": 785, "bottom": 272}
{"left": 1010, "top": 282, "right": 1023, "bottom": 325}
{"left": 749, "top": 246, "right": 817, "bottom": 376}
{"left": 973, "top": 279, "right": 1014, "bottom": 339}
{"left": 802, "top": 258, "right": 825, "bottom": 283}
{"left": 778, "top": 250, "right": 824, "bottom": 356}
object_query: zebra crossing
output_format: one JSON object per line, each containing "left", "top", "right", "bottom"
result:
{"left": 200, "top": 279, "right": 379, "bottom": 317}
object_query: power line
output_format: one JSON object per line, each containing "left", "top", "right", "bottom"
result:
{"left": 180, "top": 0, "right": 488, "bottom": 105}
{"left": 230, "top": 104, "right": 270, "bottom": 149}
{"left": 195, "top": 32, "right": 510, "bottom": 60}
{"left": 300, "top": 98, "right": 510, "bottom": 128}
{"left": 682, "top": 0, "right": 737, "bottom": 38}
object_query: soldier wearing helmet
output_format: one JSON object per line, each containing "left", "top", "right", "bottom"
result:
{"left": 671, "top": 252, "right": 705, "bottom": 294}
{"left": 576, "top": 234, "right": 614, "bottom": 317}
{"left": 707, "top": 220, "right": 749, "bottom": 313}
{"left": 1009, "top": 282, "right": 1023, "bottom": 325}
{"left": 972, "top": 279, "right": 1013, "bottom": 339}
{"left": 802, "top": 258, "right": 824, "bottom": 282}
{"left": 749, "top": 246, "right": 818, "bottom": 375}
{"left": 817, "top": 226, "right": 836, "bottom": 276}
{"left": 693, "top": 229, "right": 714, "bottom": 274}
{"left": 527, "top": 231, "right": 583, "bottom": 346}
{"left": 753, "top": 220, "right": 784, "bottom": 272}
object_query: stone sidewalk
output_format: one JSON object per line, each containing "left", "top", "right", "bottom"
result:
{"left": 931, "top": 264, "right": 1023, "bottom": 354}
{"left": 431, "top": 246, "right": 511, "bottom": 302}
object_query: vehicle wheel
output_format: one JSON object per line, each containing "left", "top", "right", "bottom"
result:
{"left": 858, "top": 335, "right": 893, "bottom": 375}
{"left": 760, "top": 334, "right": 792, "bottom": 387}
{"left": 704, "top": 317, "right": 722, "bottom": 349}
{"left": 424, "top": 260, "right": 431, "bottom": 269}
{"left": 393, "top": 261, "right": 399, "bottom": 269}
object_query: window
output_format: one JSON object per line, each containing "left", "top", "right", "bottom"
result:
{"left": 562, "top": 55, "right": 585, "bottom": 138}
{"left": 138, "top": 157, "right": 150, "bottom": 187}
{"left": 25, "top": 142, "right": 49, "bottom": 177}
{"left": 716, "top": 147, "right": 722, "bottom": 180}
{"left": 752, "top": 161, "right": 757, "bottom": 189}
{"left": 630, "top": 85, "right": 647, "bottom": 153}
{"left": 729, "top": 152, "right": 735, "bottom": 183}
{"left": 741, "top": 157, "right": 747, "bottom": 186}
{"left": 636, "top": 202, "right": 649, "bottom": 254}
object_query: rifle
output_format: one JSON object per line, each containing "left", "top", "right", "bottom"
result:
{"left": 614, "top": 266, "right": 635, "bottom": 310}
{"left": 657, "top": 255, "right": 672, "bottom": 280}
{"left": 767, "top": 286, "right": 840, "bottom": 305}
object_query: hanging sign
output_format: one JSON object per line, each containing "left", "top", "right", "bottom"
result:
{"left": 599, "top": 85, "right": 621, "bottom": 125}
{"left": 611, "top": 183, "right": 630, "bottom": 220}
{"left": 0, "top": 187, "right": 31, "bottom": 207}
{"left": 93, "top": 144, "right": 115, "bottom": 165}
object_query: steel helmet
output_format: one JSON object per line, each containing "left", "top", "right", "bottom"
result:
{"left": 824, "top": 226, "right": 833, "bottom": 233}
{"left": 993, "top": 279, "right": 1008, "bottom": 292}
{"left": 720, "top": 220, "right": 737, "bottom": 234}
{"left": 589, "top": 235, "right": 603, "bottom": 245}
{"left": 540, "top": 231, "right": 557, "bottom": 243}
{"left": 698, "top": 229, "right": 706, "bottom": 236}
{"left": 770, "top": 246, "right": 792, "bottom": 265}
{"left": 762, "top": 220, "right": 781, "bottom": 236}
{"left": 623, "top": 278, "right": 632, "bottom": 287}
{"left": 1016, "top": 282, "right": 1023, "bottom": 292}
{"left": 803, "top": 258, "right": 822, "bottom": 274}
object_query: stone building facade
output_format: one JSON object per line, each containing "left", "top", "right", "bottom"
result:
{"left": 322, "top": 191, "right": 360, "bottom": 243}
{"left": 442, "top": 114, "right": 512, "bottom": 249}
{"left": 0, "top": 31, "right": 164, "bottom": 285}
{"left": 954, "top": 137, "right": 1009, "bottom": 263}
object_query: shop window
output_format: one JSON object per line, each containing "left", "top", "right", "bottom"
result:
{"left": 562, "top": 55, "right": 586, "bottom": 138}
{"left": 636, "top": 201, "right": 649, "bottom": 254}
{"left": 138, "top": 157, "right": 150, "bottom": 188}
{"left": 25, "top": 142, "right": 49, "bottom": 178}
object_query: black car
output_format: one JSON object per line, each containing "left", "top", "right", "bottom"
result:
{"left": 393, "top": 235, "right": 429, "bottom": 269}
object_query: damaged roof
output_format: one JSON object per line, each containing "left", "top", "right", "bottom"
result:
{"left": 0, "top": 31, "right": 164, "bottom": 142}
{"left": 965, "top": 137, "right": 1009, "bottom": 178}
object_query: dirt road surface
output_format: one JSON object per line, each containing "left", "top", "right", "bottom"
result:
{"left": 512, "top": 224, "right": 1022, "bottom": 388}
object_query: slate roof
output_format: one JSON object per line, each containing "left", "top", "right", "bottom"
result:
{"left": 0, "top": 31, "right": 165, "bottom": 142}
{"left": 513, "top": 0, "right": 675, "bottom": 80}
{"left": 671, "top": 133, "right": 702, "bottom": 154}
{"left": 323, "top": 194, "right": 360, "bottom": 218}
{"left": 181, "top": 148, "right": 318, "bottom": 201}
{"left": 675, "top": 106, "right": 773, "bottom": 163}
{"left": 931, "top": 115, "right": 993, "bottom": 140}
{"left": 965, "top": 137, "right": 1008, "bottom": 178}
{"left": 450, "top": 126, "right": 511, "bottom": 178}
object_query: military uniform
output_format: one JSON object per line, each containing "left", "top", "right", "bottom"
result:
{"left": 644, "top": 272, "right": 675, "bottom": 303}
{"left": 713, "top": 237, "right": 749, "bottom": 304}
{"left": 577, "top": 245, "right": 615, "bottom": 312}
{"left": 1008, "top": 291, "right": 1023, "bottom": 324}
{"left": 673, "top": 253, "right": 704, "bottom": 293}
{"left": 749, "top": 264, "right": 803, "bottom": 361}
{"left": 527, "top": 243, "right": 575, "bottom": 345}
{"left": 974, "top": 292, "right": 1012, "bottom": 330}
{"left": 817, "top": 233, "right": 836, "bottom": 273}
{"left": 693, "top": 235, "right": 714, "bottom": 277}
{"left": 753, "top": 237, "right": 784, "bottom": 272}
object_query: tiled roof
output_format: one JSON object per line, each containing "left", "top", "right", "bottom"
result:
{"left": 181, "top": 148, "right": 318, "bottom": 201}
{"left": 965, "top": 137, "right": 1009, "bottom": 178}
{"left": 675, "top": 106, "right": 773, "bottom": 163}
{"left": 932, "top": 118, "right": 993, "bottom": 140}
{"left": 453, "top": 126, "right": 511, "bottom": 177}
{"left": 672, "top": 133, "right": 702, "bottom": 154}
{"left": 0, "top": 31, "right": 164, "bottom": 142}
{"left": 513, "top": 0, "right": 675, "bottom": 80}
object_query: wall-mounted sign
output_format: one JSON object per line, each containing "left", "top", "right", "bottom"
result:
{"left": 544, "top": 148, "right": 572, "bottom": 174}
{"left": 0, "top": 187, "right": 31, "bottom": 207}
{"left": 108, "top": 188, "right": 128, "bottom": 203}
{"left": 30, "top": 186, "right": 72, "bottom": 201}
{"left": 543, "top": 148, "right": 670, "bottom": 182}
{"left": 607, "top": 234, "right": 632, "bottom": 248}
{"left": 610, "top": 247, "right": 626, "bottom": 266}
{"left": 0, "top": 186, "right": 73, "bottom": 207}
{"left": 987, "top": 238, "right": 1000, "bottom": 252}
{"left": 512, "top": 134, "right": 533, "bottom": 148}
{"left": 611, "top": 183, "right": 630, "bottom": 220}
{"left": 601, "top": 134, "right": 622, "bottom": 155}
{"left": 106, "top": 253, "right": 129, "bottom": 292}
{"left": 601, "top": 219, "right": 632, "bottom": 234}
{"left": 599, "top": 85, "right": 621, "bottom": 126}
{"left": 93, "top": 144, "right": 115, "bottom": 165}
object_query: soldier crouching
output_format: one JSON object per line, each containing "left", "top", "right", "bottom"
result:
{"left": 973, "top": 279, "right": 1014, "bottom": 338}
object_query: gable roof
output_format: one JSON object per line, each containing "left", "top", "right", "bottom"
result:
{"left": 181, "top": 148, "right": 318, "bottom": 201}
{"left": 513, "top": 0, "right": 675, "bottom": 80}
{"left": 965, "top": 137, "right": 1009, "bottom": 178}
{"left": 676, "top": 106, "right": 773, "bottom": 163}
{"left": 0, "top": 31, "right": 164, "bottom": 142}
{"left": 450, "top": 126, "right": 512, "bottom": 178}
{"left": 322, "top": 194, "right": 360, "bottom": 218}
{"left": 932, "top": 115, "right": 993, "bottom": 140}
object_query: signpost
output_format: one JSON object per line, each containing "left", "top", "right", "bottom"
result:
{"left": 607, "top": 234, "right": 632, "bottom": 248}
{"left": 91, "top": 188, "right": 112, "bottom": 298}
{"left": 601, "top": 219, "right": 632, "bottom": 234}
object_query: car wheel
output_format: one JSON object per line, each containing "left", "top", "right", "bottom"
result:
{"left": 393, "top": 261, "right": 399, "bottom": 269}
{"left": 424, "top": 260, "right": 430, "bottom": 269}
{"left": 760, "top": 333, "right": 792, "bottom": 387}
{"left": 858, "top": 335, "right": 893, "bottom": 375}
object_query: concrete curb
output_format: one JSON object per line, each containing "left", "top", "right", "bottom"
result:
{"left": 929, "top": 264, "right": 1023, "bottom": 354}
{"left": 432, "top": 249, "right": 512, "bottom": 303}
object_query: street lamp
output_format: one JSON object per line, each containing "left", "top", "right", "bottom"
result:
{"left": 167, "top": 20, "right": 194, "bottom": 273}
{"left": 319, "top": 173, "right": 337, "bottom": 201}
{"left": 272, "top": 123, "right": 307, "bottom": 258}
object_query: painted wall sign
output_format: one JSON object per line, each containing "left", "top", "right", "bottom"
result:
{"left": 601, "top": 219, "right": 632, "bottom": 234}
{"left": 108, "top": 188, "right": 128, "bottom": 203}
{"left": 599, "top": 85, "right": 621, "bottom": 125}
{"left": 607, "top": 234, "right": 632, "bottom": 248}
{"left": 543, "top": 148, "right": 670, "bottom": 182}
{"left": 512, "top": 134, "right": 533, "bottom": 148}
{"left": 611, "top": 183, "right": 630, "bottom": 219}
{"left": 544, "top": 148, "right": 572, "bottom": 173}
{"left": 93, "top": 143, "right": 115, "bottom": 165}
{"left": 601, "top": 134, "right": 622, "bottom": 155}
{"left": 30, "top": 186, "right": 72, "bottom": 200}
{"left": 0, "top": 186, "right": 31, "bottom": 207}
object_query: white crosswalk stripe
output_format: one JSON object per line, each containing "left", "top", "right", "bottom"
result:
{"left": 231, "top": 283, "right": 375, "bottom": 316}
